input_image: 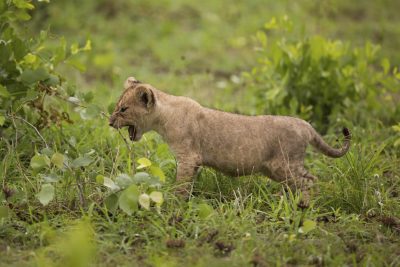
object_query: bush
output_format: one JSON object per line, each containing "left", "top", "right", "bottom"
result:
{"left": 245, "top": 16, "right": 400, "bottom": 132}
{"left": 0, "top": 0, "right": 90, "bottom": 136}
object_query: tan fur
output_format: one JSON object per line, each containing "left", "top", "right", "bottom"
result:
{"left": 110, "top": 77, "right": 351, "bottom": 205}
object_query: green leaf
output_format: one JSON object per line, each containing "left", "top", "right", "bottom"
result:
{"left": 104, "top": 193, "right": 118, "bottom": 212}
{"left": 139, "top": 193, "right": 150, "bottom": 210}
{"left": 41, "top": 147, "right": 54, "bottom": 157}
{"left": 392, "top": 125, "right": 400, "bottom": 132}
{"left": 198, "top": 203, "right": 214, "bottom": 219}
{"left": 23, "top": 53, "right": 37, "bottom": 64}
{"left": 51, "top": 153, "right": 64, "bottom": 169}
{"left": 118, "top": 184, "right": 139, "bottom": 215}
{"left": 43, "top": 74, "right": 60, "bottom": 86}
{"left": 298, "top": 219, "right": 317, "bottom": 234}
{"left": 132, "top": 172, "right": 151, "bottom": 183}
{"left": 115, "top": 173, "right": 134, "bottom": 189}
{"left": 43, "top": 173, "right": 61, "bottom": 183}
{"left": 149, "top": 166, "right": 165, "bottom": 182}
{"left": 149, "top": 191, "right": 163, "bottom": 205}
{"left": 30, "top": 155, "right": 50, "bottom": 171}
{"left": 137, "top": 157, "right": 152, "bottom": 169}
{"left": 36, "top": 184, "right": 54, "bottom": 206}
{"left": 20, "top": 68, "right": 49, "bottom": 84}
{"left": 96, "top": 175, "right": 104, "bottom": 184}
{"left": 11, "top": 36, "right": 28, "bottom": 60}
{"left": 13, "top": 0, "right": 35, "bottom": 10}
{"left": 264, "top": 17, "right": 278, "bottom": 30}
{"left": 71, "top": 156, "right": 93, "bottom": 168}
{"left": 13, "top": 0, "right": 34, "bottom": 10}
{"left": 83, "top": 40, "right": 91, "bottom": 51}
{"left": 70, "top": 43, "right": 79, "bottom": 55}
{"left": 103, "top": 177, "right": 120, "bottom": 191}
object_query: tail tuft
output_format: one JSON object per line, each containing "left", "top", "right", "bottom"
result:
{"left": 310, "top": 127, "right": 351, "bottom": 158}
{"left": 342, "top": 127, "right": 351, "bottom": 139}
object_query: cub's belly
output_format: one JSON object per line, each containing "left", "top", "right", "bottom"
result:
{"left": 204, "top": 160, "right": 263, "bottom": 176}
{"left": 201, "top": 141, "right": 267, "bottom": 176}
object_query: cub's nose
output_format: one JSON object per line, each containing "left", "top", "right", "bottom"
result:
{"left": 109, "top": 116, "right": 116, "bottom": 127}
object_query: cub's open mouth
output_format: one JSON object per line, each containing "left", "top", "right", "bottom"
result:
{"left": 128, "top": 125, "right": 137, "bottom": 141}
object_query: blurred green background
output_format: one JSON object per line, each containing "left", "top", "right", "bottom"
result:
{"left": 28, "top": 0, "right": 400, "bottom": 107}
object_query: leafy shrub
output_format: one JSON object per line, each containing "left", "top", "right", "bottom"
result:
{"left": 245, "top": 16, "right": 400, "bottom": 132}
{"left": 0, "top": 0, "right": 90, "bottom": 135}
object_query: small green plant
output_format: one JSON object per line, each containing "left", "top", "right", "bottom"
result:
{"left": 245, "top": 16, "right": 400, "bottom": 132}
{"left": 99, "top": 157, "right": 165, "bottom": 215}
{"left": 30, "top": 149, "right": 166, "bottom": 215}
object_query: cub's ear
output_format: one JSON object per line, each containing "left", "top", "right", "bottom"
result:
{"left": 136, "top": 86, "right": 155, "bottom": 108}
{"left": 124, "top": 76, "right": 140, "bottom": 89}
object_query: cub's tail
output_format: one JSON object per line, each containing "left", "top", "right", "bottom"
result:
{"left": 310, "top": 127, "right": 351, "bottom": 158}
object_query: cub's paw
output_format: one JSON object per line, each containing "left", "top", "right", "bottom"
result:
{"left": 297, "top": 192, "right": 311, "bottom": 209}
{"left": 297, "top": 199, "right": 310, "bottom": 209}
{"left": 174, "top": 184, "right": 192, "bottom": 201}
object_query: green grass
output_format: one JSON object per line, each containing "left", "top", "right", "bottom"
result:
{"left": 1, "top": 0, "right": 400, "bottom": 266}
{"left": 1, "top": 117, "right": 399, "bottom": 266}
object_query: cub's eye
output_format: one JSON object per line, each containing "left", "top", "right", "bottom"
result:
{"left": 120, "top": 107, "right": 128, "bottom": 113}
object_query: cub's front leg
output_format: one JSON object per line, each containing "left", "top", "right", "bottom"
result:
{"left": 174, "top": 151, "right": 201, "bottom": 199}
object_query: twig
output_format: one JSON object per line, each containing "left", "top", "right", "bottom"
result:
{"left": 100, "top": 111, "right": 110, "bottom": 119}
{"left": 76, "top": 175, "right": 87, "bottom": 208}
{"left": 56, "top": 95, "right": 113, "bottom": 127}
{"left": 55, "top": 94, "right": 88, "bottom": 109}
{"left": 7, "top": 116, "right": 35, "bottom": 189}
{"left": 110, "top": 146, "right": 120, "bottom": 178}
{"left": 9, "top": 113, "right": 19, "bottom": 147}
{"left": 8, "top": 114, "right": 49, "bottom": 148}
{"left": 117, "top": 128, "right": 136, "bottom": 173}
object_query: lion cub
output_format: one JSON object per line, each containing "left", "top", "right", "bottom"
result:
{"left": 109, "top": 77, "right": 351, "bottom": 205}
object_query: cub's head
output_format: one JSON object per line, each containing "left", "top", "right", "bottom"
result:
{"left": 109, "top": 77, "right": 156, "bottom": 141}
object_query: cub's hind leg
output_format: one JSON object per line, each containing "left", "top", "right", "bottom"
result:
{"left": 265, "top": 160, "right": 317, "bottom": 207}
{"left": 286, "top": 167, "right": 318, "bottom": 208}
